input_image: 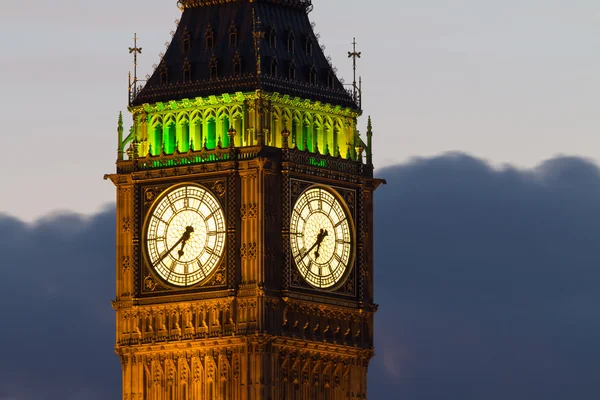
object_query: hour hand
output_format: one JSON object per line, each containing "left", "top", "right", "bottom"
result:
{"left": 177, "top": 226, "right": 194, "bottom": 258}
{"left": 314, "top": 229, "right": 328, "bottom": 259}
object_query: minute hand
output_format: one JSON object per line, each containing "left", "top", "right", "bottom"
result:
{"left": 154, "top": 236, "right": 186, "bottom": 265}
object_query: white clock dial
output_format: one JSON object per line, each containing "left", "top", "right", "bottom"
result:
{"left": 290, "top": 187, "right": 354, "bottom": 289}
{"left": 144, "top": 184, "right": 226, "bottom": 287}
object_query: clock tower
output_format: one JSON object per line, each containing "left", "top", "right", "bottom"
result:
{"left": 105, "top": 1, "right": 384, "bottom": 399}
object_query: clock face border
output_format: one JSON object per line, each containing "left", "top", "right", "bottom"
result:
{"left": 141, "top": 182, "right": 227, "bottom": 290}
{"left": 289, "top": 184, "right": 356, "bottom": 292}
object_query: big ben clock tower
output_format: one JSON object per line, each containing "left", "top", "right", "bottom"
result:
{"left": 105, "top": 1, "right": 384, "bottom": 398}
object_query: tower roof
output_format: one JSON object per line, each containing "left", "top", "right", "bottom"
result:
{"left": 131, "top": 0, "right": 357, "bottom": 109}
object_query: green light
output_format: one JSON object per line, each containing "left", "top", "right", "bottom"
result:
{"left": 309, "top": 157, "right": 327, "bottom": 168}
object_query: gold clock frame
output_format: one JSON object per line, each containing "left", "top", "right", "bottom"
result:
{"left": 290, "top": 184, "right": 356, "bottom": 292}
{"left": 141, "top": 182, "right": 227, "bottom": 289}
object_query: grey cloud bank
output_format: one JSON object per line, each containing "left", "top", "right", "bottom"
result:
{"left": 2, "top": 153, "right": 600, "bottom": 399}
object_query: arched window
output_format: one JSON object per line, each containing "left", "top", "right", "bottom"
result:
{"left": 327, "top": 71, "right": 335, "bottom": 89}
{"left": 271, "top": 58, "right": 278, "bottom": 77}
{"left": 269, "top": 27, "right": 277, "bottom": 49}
{"left": 233, "top": 53, "right": 241, "bottom": 77}
{"left": 309, "top": 65, "right": 317, "bottom": 85}
{"left": 287, "top": 31, "right": 295, "bottom": 53}
{"left": 182, "top": 27, "right": 191, "bottom": 53}
{"left": 289, "top": 61, "right": 296, "bottom": 80}
{"left": 229, "top": 23, "right": 238, "bottom": 48}
{"left": 159, "top": 63, "right": 168, "bottom": 85}
{"left": 205, "top": 26, "right": 214, "bottom": 51}
{"left": 182, "top": 59, "right": 191, "bottom": 83}
{"left": 209, "top": 56, "right": 218, "bottom": 80}
{"left": 305, "top": 37, "right": 313, "bottom": 56}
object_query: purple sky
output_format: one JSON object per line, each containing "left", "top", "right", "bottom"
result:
{"left": 0, "top": 0, "right": 598, "bottom": 221}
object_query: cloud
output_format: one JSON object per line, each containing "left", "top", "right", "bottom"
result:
{"left": 1, "top": 153, "right": 600, "bottom": 399}
{"left": 0, "top": 209, "right": 119, "bottom": 400}
{"left": 370, "top": 153, "right": 600, "bottom": 399}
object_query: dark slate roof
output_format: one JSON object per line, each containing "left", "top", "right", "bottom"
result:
{"left": 131, "top": 0, "right": 358, "bottom": 109}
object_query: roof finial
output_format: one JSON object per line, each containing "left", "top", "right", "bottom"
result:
{"left": 128, "top": 33, "right": 143, "bottom": 102}
{"left": 252, "top": 8, "right": 265, "bottom": 77}
{"left": 348, "top": 37, "right": 361, "bottom": 105}
{"left": 117, "top": 112, "right": 124, "bottom": 161}
{"left": 366, "top": 116, "right": 373, "bottom": 165}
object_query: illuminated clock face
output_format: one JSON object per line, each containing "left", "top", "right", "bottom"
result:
{"left": 290, "top": 187, "right": 354, "bottom": 289}
{"left": 145, "top": 184, "right": 226, "bottom": 287}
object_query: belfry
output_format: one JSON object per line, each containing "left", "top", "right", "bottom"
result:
{"left": 105, "top": 1, "right": 383, "bottom": 398}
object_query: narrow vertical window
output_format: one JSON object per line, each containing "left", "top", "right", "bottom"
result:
{"left": 289, "top": 61, "right": 296, "bottom": 80}
{"left": 182, "top": 27, "right": 191, "bottom": 53}
{"left": 205, "top": 26, "right": 214, "bottom": 51}
{"left": 182, "top": 59, "right": 191, "bottom": 83}
{"left": 305, "top": 37, "right": 313, "bottom": 56}
{"left": 159, "top": 63, "right": 168, "bottom": 85}
{"left": 271, "top": 58, "right": 278, "bottom": 77}
{"left": 287, "top": 31, "right": 295, "bottom": 53}
{"left": 229, "top": 23, "right": 238, "bottom": 48}
{"left": 269, "top": 27, "right": 277, "bottom": 49}
{"left": 209, "top": 56, "right": 218, "bottom": 80}
{"left": 327, "top": 71, "right": 335, "bottom": 89}
{"left": 309, "top": 66, "right": 317, "bottom": 85}
{"left": 233, "top": 53, "right": 241, "bottom": 77}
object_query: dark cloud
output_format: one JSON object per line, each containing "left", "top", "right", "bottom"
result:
{"left": 370, "top": 153, "right": 600, "bottom": 399}
{"left": 2, "top": 153, "right": 600, "bottom": 399}
{"left": 0, "top": 208, "right": 119, "bottom": 400}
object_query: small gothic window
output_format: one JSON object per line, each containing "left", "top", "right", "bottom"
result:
{"left": 182, "top": 59, "right": 191, "bottom": 83}
{"left": 233, "top": 53, "right": 241, "bottom": 77}
{"left": 209, "top": 56, "right": 218, "bottom": 80}
{"left": 205, "top": 26, "right": 214, "bottom": 51}
{"left": 229, "top": 23, "right": 238, "bottom": 48}
{"left": 269, "top": 27, "right": 277, "bottom": 49}
{"left": 271, "top": 58, "right": 278, "bottom": 77}
{"left": 309, "top": 66, "right": 317, "bottom": 85}
{"left": 289, "top": 61, "right": 296, "bottom": 80}
{"left": 287, "top": 31, "right": 295, "bottom": 53}
{"left": 327, "top": 71, "right": 335, "bottom": 89}
{"left": 305, "top": 37, "right": 313, "bottom": 56}
{"left": 159, "top": 63, "right": 168, "bottom": 85}
{"left": 182, "top": 27, "right": 191, "bottom": 53}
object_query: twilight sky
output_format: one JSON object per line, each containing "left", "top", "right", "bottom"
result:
{"left": 2, "top": 154, "right": 600, "bottom": 399}
{"left": 0, "top": 0, "right": 599, "bottom": 220}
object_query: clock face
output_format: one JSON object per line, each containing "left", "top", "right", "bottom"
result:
{"left": 290, "top": 187, "right": 354, "bottom": 289}
{"left": 144, "top": 184, "right": 226, "bottom": 287}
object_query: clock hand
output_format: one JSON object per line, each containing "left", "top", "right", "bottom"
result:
{"left": 313, "top": 229, "right": 328, "bottom": 259}
{"left": 154, "top": 227, "right": 193, "bottom": 266}
{"left": 177, "top": 226, "right": 194, "bottom": 258}
{"left": 302, "top": 241, "right": 320, "bottom": 261}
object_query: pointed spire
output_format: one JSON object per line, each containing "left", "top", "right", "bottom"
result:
{"left": 117, "top": 112, "right": 124, "bottom": 161}
{"left": 366, "top": 116, "right": 373, "bottom": 165}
